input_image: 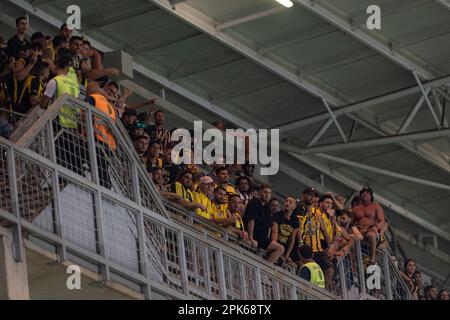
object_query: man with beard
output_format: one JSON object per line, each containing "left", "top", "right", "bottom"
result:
{"left": 146, "top": 109, "right": 171, "bottom": 152}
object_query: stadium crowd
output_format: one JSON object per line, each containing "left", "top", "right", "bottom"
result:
{"left": 0, "top": 16, "right": 448, "bottom": 300}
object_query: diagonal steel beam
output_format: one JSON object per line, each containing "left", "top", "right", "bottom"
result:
{"left": 147, "top": 0, "right": 450, "bottom": 177}
{"left": 398, "top": 88, "right": 430, "bottom": 134}
{"left": 413, "top": 72, "right": 441, "bottom": 128}
{"left": 9, "top": 0, "right": 450, "bottom": 242}
{"left": 278, "top": 75, "right": 450, "bottom": 132}
{"left": 148, "top": 0, "right": 342, "bottom": 105}
{"left": 217, "top": 7, "right": 286, "bottom": 30}
{"left": 282, "top": 128, "right": 450, "bottom": 155}
{"left": 322, "top": 98, "right": 347, "bottom": 143}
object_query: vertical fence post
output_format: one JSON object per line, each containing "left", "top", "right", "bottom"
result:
{"left": 338, "top": 258, "right": 348, "bottom": 300}
{"left": 6, "top": 148, "right": 23, "bottom": 262}
{"left": 382, "top": 250, "right": 393, "bottom": 300}
{"left": 85, "top": 107, "right": 110, "bottom": 281}
{"left": 216, "top": 249, "right": 228, "bottom": 299}
{"left": 47, "top": 121, "right": 67, "bottom": 262}
{"left": 254, "top": 266, "right": 264, "bottom": 299}
{"left": 178, "top": 230, "right": 190, "bottom": 296}
{"left": 355, "top": 241, "right": 367, "bottom": 299}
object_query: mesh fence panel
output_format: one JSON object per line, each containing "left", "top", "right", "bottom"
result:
{"left": 15, "top": 155, "right": 56, "bottom": 233}
{"left": 223, "top": 254, "right": 244, "bottom": 300}
{"left": 279, "top": 281, "right": 293, "bottom": 300}
{"left": 58, "top": 177, "right": 99, "bottom": 253}
{"left": 0, "top": 146, "right": 11, "bottom": 215}
{"left": 261, "top": 273, "right": 276, "bottom": 300}
{"left": 184, "top": 236, "right": 209, "bottom": 299}
{"left": 94, "top": 117, "right": 134, "bottom": 200}
{"left": 139, "top": 176, "right": 165, "bottom": 216}
{"left": 27, "top": 125, "right": 51, "bottom": 160}
{"left": 243, "top": 264, "right": 258, "bottom": 300}
{"left": 51, "top": 107, "right": 90, "bottom": 177}
{"left": 102, "top": 197, "right": 142, "bottom": 274}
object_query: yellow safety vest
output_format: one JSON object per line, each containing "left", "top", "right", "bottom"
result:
{"left": 303, "top": 261, "right": 325, "bottom": 288}
{"left": 54, "top": 67, "right": 80, "bottom": 129}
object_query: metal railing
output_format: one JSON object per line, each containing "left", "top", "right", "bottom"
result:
{"left": 0, "top": 94, "right": 339, "bottom": 300}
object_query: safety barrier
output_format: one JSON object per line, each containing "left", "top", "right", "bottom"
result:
{"left": 0, "top": 95, "right": 339, "bottom": 300}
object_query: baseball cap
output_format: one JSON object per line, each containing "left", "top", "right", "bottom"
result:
{"left": 31, "top": 31, "right": 46, "bottom": 42}
{"left": 133, "top": 134, "right": 150, "bottom": 142}
{"left": 200, "top": 176, "right": 214, "bottom": 184}
{"left": 135, "top": 122, "right": 147, "bottom": 129}
{"left": 302, "top": 187, "right": 315, "bottom": 195}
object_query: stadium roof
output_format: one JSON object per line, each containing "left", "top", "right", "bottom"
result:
{"left": 1, "top": 0, "right": 449, "bottom": 279}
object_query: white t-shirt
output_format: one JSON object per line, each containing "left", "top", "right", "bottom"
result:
{"left": 43, "top": 78, "right": 57, "bottom": 98}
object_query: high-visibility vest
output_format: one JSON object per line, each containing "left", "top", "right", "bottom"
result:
{"left": 89, "top": 93, "right": 116, "bottom": 151}
{"left": 54, "top": 67, "right": 79, "bottom": 129}
{"left": 302, "top": 261, "right": 325, "bottom": 288}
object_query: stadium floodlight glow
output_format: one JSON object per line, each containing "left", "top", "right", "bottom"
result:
{"left": 275, "top": 0, "right": 293, "bottom": 8}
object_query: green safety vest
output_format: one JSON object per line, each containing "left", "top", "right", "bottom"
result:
{"left": 302, "top": 261, "right": 325, "bottom": 288}
{"left": 54, "top": 67, "right": 80, "bottom": 129}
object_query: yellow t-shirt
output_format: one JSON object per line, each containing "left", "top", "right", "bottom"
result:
{"left": 319, "top": 210, "right": 341, "bottom": 243}
{"left": 174, "top": 181, "right": 194, "bottom": 203}
{"left": 300, "top": 208, "right": 323, "bottom": 253}
{"left": 213, "top": 203, "right": 228, "bottom": 220}
{"left": 232, "top": 212, "right": 244, "bottom": 231}
{"left": 193, "top": 191, "right": 215, "bottom": 220}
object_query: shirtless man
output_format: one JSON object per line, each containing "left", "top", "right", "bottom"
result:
{"left": 352, "top": 187, "right": 385, "bottom": 264}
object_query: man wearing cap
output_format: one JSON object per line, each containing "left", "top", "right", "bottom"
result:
{"left": 353, "top": 187, "right": 386, "bottom": 264}
{"left": 193, "top": 175, "right": 216, "bottom": 220}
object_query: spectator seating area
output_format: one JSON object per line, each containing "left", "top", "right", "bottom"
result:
{"left": 0, "top": 17, "right": 448, "bottom": 300}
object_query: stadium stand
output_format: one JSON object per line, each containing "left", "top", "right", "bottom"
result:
{"left": 0, "top": 1, "right": 449, "bottom": 300}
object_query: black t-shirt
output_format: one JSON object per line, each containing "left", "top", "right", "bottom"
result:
{"left": 293, "top": 201, "right": 307, "bottom": 218}
{"left": 15, "top": 75, "right": 42, "bottom": 114}
{"left": 6, "top": 35, "right": 31, "bottom": 60}
{"left": 243, "top": 198, "right": 272, "bottom": 243}
{"left": 0, "top": 48, "right": 8, "bottom": 73}
{"left": 299, "top": 265, "right": 311, "bottom": 281}
{"left": 272, "top": 211, "right": 300, "bottom": 246}
{"left": 162, "top": 159, "right": 182, "bottom": 185}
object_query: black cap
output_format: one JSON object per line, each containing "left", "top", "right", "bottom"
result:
{"left": 31, "top": 31, "right": 46, "bottom": 42}
{"left": 302, "top": 187, "right": 315, "bottom": 195}
{"left": 123, "top": 109, "right": 138, "bottom": 117}
{"left": 133, "top": 134, "right": 150, "bottom": 141}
